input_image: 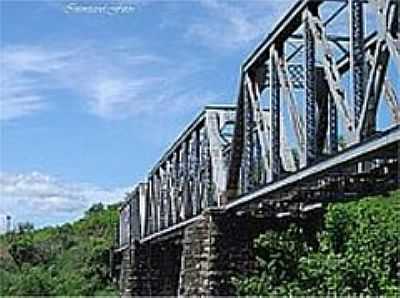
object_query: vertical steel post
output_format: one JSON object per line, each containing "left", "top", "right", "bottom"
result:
{"left": 305, "top": 10, "right": 317, "bottom": 165}
{"left": 150, "top": 176, "right": 157, "bottom": 233}
{"left": 130, "top": 190, "right": 141, "bottom": 241}
{"left": 182, "top": 141, "right": 192, "bottom": 219}
{"left": 255, "top": 133, "right": 262, "bottom": 186}
{"left": 270, "top": 45, "right": 281, "bottom": 180}
{"left": 159, "top": 168, "right": 166, "bottom": 230}
{"left": 193, "top": 129, "right": 201, "bottom": 214}
{"left": 244, "top": 83, "right": 254, "bottom": 191}
{"left": 143, "top": 184, "right": 149, "bottom": 236}
{"left": 165, "top": 160, "right": 173, "bottom": 227}
{"left": 154, "top": 173, "right": 160, "bottom": 232}
{"left": 177, "top": 148, "right": 184, "bottom": 223}
{"left": 391, "top": 1, "right": 398, "bottom": 38}
{"left": 350, "top": 0, "right": 365, "bottom": 130}
{"left": 201, "top": 128, "right": 214, "bottom": 207}
{"left": 328, "top": 95, "right": 338, "bottom": 153}
{"left": 188, "top": 136, "right": 194, "bottom": 216}
{"left": 171, "top": 152, "right": 179, "bottom": 224}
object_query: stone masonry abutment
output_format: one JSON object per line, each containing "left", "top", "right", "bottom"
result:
{"left": 119, "top": 206, "right": 323, "bottom": 296}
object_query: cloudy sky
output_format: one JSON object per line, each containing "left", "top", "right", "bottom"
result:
{"left": 1, "top": 0, "right": 297, "bottom": 231}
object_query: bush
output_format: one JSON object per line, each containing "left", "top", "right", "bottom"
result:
{"left": 236, "top": 190, "right": 400, "bottom": 296}
{"left": 7, "top": 266, "right": 55, "bottom": 296}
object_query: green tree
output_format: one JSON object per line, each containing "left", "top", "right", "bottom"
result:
{"left": 0, "top": 203, "right": 119, "bottom": 296}
{"left": 236, "top": 190, "right": 400, "bottom": 296}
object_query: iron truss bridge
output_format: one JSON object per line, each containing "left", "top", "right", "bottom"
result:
{"left": 115, "top": 0, "right": 400, "bottom": 249}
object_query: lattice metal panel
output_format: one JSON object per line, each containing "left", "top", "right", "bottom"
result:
{"left": 264, "top": 63, "right": 305, "bottom": 89}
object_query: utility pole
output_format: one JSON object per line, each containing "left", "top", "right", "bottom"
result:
{"left": 6, "top": 215, "right": 11, "bottom": 233}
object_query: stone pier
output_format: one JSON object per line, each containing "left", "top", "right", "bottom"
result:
{"left": 118, "top": 206, "right": 295, "bottom": 296}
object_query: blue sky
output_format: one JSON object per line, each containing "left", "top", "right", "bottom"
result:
{"left": 0, "top": 0, "right": 295, "bottom": 231}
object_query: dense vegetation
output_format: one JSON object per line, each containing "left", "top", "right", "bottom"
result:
{"left": 236, "top": 190, "right": 400, "bottom": 296}
{"left": 0, "top": 203, "right": 119, "bottom": 296}
{"left": 1, "top": 191, "right": 399, "bottom": 296}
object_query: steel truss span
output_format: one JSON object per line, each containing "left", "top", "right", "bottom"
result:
{"left": 116, "top": 0, "right": 399, "bottom": 246}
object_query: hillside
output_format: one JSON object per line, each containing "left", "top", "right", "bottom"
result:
{"left": 0, "top": 203, "right": 120, "bottom": 296}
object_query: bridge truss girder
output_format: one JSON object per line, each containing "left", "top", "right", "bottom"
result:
{"left": 116, "top": 0, "right": 400, "bottom": 244}
{"left": 226, "top": 0, "right": 400, "bottom": 199}
{"left": 141, "top": 106, "right": 236, "bottom": 237}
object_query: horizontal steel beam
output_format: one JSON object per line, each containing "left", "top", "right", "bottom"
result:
{"left": 225, "top": 126, "right": 400, "bottom": 211}
{"left": 290, "top": 33, "right": 350, "bottom": 42}
{"left": 243, "top": 0, "right": 322, "bottom": 72}
{"left": 140, "top": 214, "right": 201, "bottom": 243}
{"left": 114, "top": 244, "right": 129, "bottom": 253}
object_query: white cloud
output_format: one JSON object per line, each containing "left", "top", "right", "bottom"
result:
{"left": 0, "top": 94, "right": 46, "bottom": 121}
{"left": 0, "top": 45, "right": 75, "bottom": 121}
{"left": 0, "top": 42, "right": 217, "bottom": 121}
{"left": 186, "top": 0, "right": 293, "bottom": 50}
{"left": 0, "top": 171, "right": 129, "bottom": 231}
{"left": 85, "top": 74, "right": 166, "bottom": 119}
